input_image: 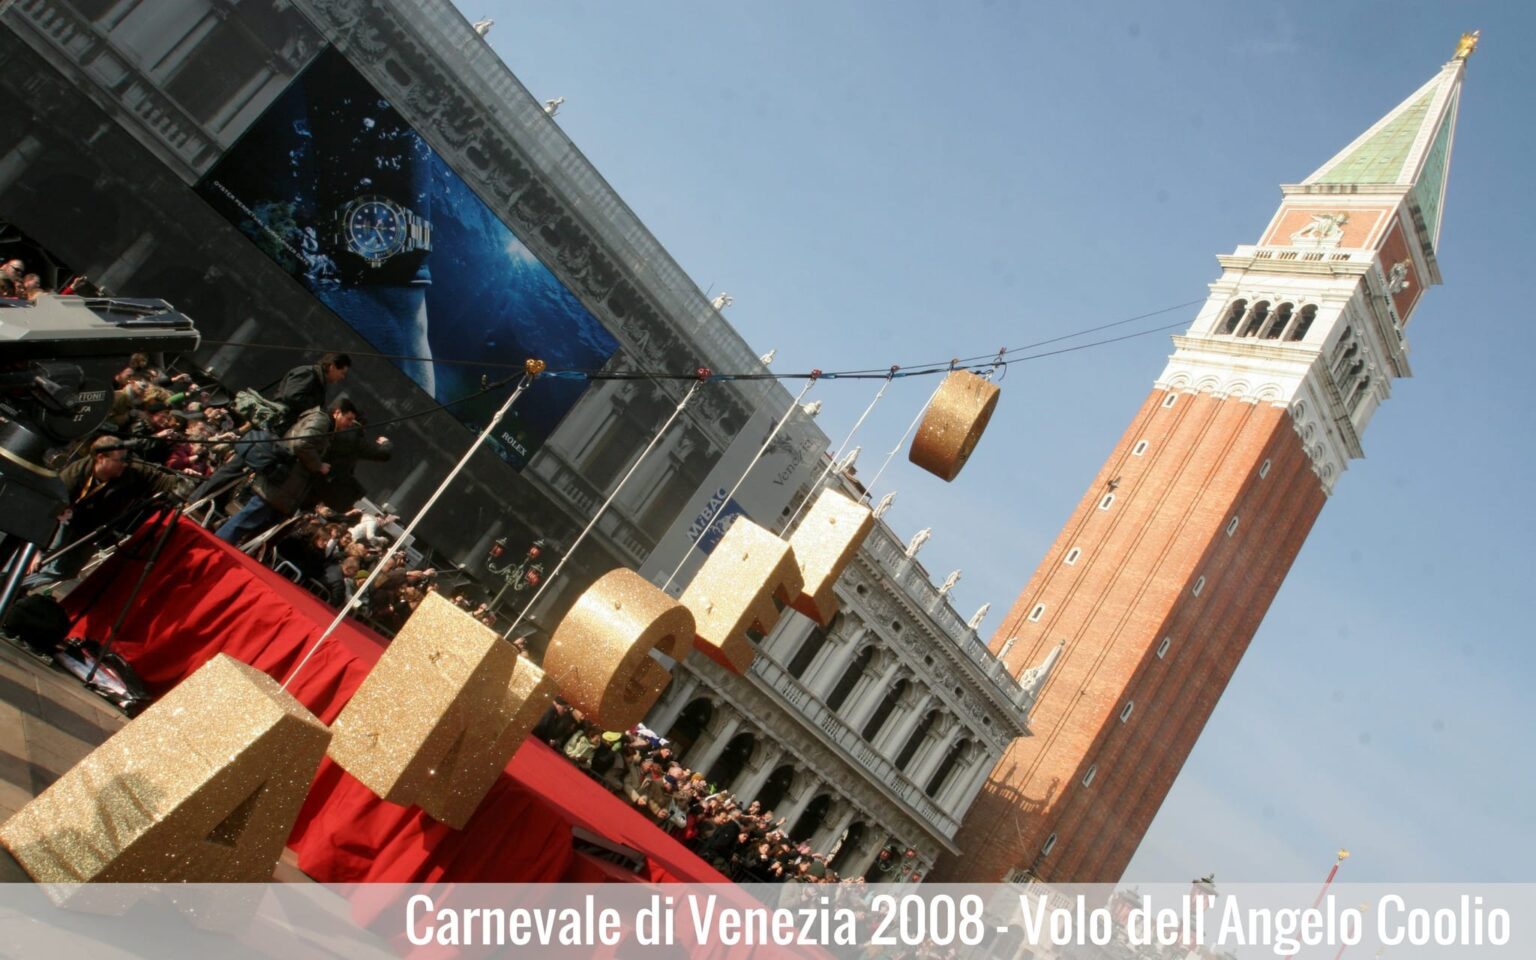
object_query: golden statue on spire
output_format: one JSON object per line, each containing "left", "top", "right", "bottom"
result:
{"left": 1454, "top": 30, "right": 1480, "bottom": 60}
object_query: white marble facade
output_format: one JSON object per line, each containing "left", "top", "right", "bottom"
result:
{"left": 646, "top": 475, "right": 1038, "bottom": 880}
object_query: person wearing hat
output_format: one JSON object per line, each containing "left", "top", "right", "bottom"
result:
{"left": 23, "top": 435, "right": 185, "bottom": 591}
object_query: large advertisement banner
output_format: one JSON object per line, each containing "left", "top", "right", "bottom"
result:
{"left": 196, "top": 47, "right": 619, "bottom": 468}
{"left": 641, "top": 402, "right": 823, "bottom": 587}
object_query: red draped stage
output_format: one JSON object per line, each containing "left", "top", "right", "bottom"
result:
{"left": 64, "top": 517, "right": 724, "bottom": 884}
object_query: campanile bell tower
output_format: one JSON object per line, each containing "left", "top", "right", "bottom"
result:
{"left": 934, "top": 38, "right": 1474, "bottom": 883}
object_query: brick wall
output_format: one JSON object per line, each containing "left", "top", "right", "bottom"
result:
{"left": 931, "top": 388, "right": 1327, "bottom": 882}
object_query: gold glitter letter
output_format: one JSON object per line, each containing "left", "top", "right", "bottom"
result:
{"left": 787, "top": 489, "right": 874, "bottom": 626}
{"left": 681, "top": 518, "right": 805, "bottom": 673}
{"left": 0, "top": 654, "right": 330, "bottom": 895}
{"left": 328, "top": 592, "right": 556, "bottom": 828}
{"left": 908, "top": 369, "right": 1001, "bottom": 481}
{"left": 545, "top": 568, "right": 694, "bottom": 729}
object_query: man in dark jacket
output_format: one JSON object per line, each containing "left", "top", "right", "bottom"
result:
{"left": 270, "top": 353, "right": 350, "bottom": 427}
{"left": 306, "top": 409, "right": 391, "bottom": 511}
{"left": 23, "top": 436, "right": 184, "bottom": 590}
{"left": 214, "top": 399, "right": 359, "bottom": 545}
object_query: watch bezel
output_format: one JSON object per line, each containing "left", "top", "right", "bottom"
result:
{"left": 338, "top": 194, "right": 413, "bottom": 267}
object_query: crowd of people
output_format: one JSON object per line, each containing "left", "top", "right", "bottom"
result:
{"left": 14, "top": 334, "right": 910, "bottom": 884}
{"left": 19, "top": 340, "right": 451, "bottom": 636}
{"left": 530, "top": 699, "right": 903, "bottom": 885}
{"left": 1, "top": 255, "right": 54, "bottom": 301}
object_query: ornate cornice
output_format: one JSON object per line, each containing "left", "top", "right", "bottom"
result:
{"left": 841, "top": 538, "right": 1030, "bottom": 745}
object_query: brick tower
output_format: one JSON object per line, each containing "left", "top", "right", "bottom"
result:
{"left": 933, "top": 41, "right": 1473, "bottom": 883}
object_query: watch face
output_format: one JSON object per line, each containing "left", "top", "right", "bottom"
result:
{"left": 343, "top": 197, "right": 406, "bottom": 263}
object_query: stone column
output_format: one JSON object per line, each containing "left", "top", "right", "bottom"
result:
{"left": 732, "top": 742, "right": 786, "bottom": 803}
{"left": 646, "top": 671, "right": 702, "bottom": 734}
{"left": 935, "top": 745, "right": 981, "bottom": 809}
{"left": 807, "top": 629, "right": 865, "bottom": 699}
{"left": 875, "top": 688, "right": 933, "bottom": 757}
{"left": 842, "top": 660, "right": 903, "bottom": 731}
{"left": 0, "top": 134, "right": 43, "bottom": 195}
{"left": 776, "top": 774, "right": 826, "bottom": 831}
{"left": 848, "top": 828, "right": 894, "bottom": 880}
{"left": 947, "top": 749, "right": 994, "bottom": 816}
{"left": 385, "top": 460, "right": 436, "bottom": 516}
{"left": 812, "top": 802, "right": 858, "bottom": 855}
{"left": 618, "top": 428, "right": 682, "bottom": 513}
{"left": 95, "top": 231, "right": 158, "bottom": 293}
{"left": 203, "top": 316, "right": 260, "bottom": 380}
{"left": 909, "top": 723, "right": 963, "bottom": 790}
{"left": 763, "top": 613, "right": 815, "bottom": 663}
{"left": 687, "top": 712, "right": 742, "bottom": 774}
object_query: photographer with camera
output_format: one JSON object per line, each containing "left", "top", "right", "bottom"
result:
{"left": 214, "top": 399, "right": 360, "bottom": 546}
{"left": 21, "top": 435, "right": 185, "bottom": 592}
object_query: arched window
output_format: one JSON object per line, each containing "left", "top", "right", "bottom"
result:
{"left": 1347, "top": 374, "right": 1372, "bottom": 413}
{"left": 706, "top": 732, "right": 757, "bottom": 789}
{"left": 754, "top": 765, "right": 796, "bottom": 814}
{"left": 790, "top": 793, "right": 834, "bottom": 842}
{"left": 895, "top": 709, "right": 940, "bottom": 771}
{"left": 826, "top": 647, "right": 874, "bottom": 712}
{"left": 1261, "top": 302, "right": 1293, "bottom": 340}
{"left": 667, "top": 698, "right": 715, "bottom": 763}
{"left": 1238, "top": 301, "right": 1271, "bottom": 338}
{"left": 862, "top": 678, "right": 908, "bottom": 742}
{"left": 578, "top": 382, "right": 672, "bottom": 491}
{"left": 925, "top": 738, "right": 972, "bottom": 797}
{"left": 787, "top": 627, "right": 828, "bottom": 679}
{"left": 1331, "top": 334, "right": 1360, "bottom": 380}
{"left": 1288, "top": 304, "right": 1318, "bottom": 341}
{"left": 1218, "top": 299, "right": 1248, "bottom": 335}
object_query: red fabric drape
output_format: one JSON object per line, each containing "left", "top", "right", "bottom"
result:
{"left": 65, "top": 518, "right": 724, "bottom": 884}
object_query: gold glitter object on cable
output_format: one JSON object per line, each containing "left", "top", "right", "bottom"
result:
{"left": 908, "top": 369, "right": 1001, "bottom": 481}
{"left": 415, "top": 654, "right": 556, "bottom": 828}
{"left": 0, "top": 654, "right": 330, "bottom": 894}
{"left": 328, "top": 592, "right": 552, "bottom": 827}
{"left": 680, "top": 517, "right": 805, "bottom": 674}
{"left": 787, "top": 488, "right": 875, "bottom": 626}
{"left": 545, "top": 568, "right": 694, "bottom": 729}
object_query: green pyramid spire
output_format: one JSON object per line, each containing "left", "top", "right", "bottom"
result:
{"left": 1302, "top": 58, "right": 1466, "bottom": 252}
{"left": 1313, "top": 90, "right": 1433, "bottom": 185}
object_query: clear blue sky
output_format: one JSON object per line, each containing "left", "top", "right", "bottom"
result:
{"left": 451, "top": 0, "right": 1535, "bottom": 882}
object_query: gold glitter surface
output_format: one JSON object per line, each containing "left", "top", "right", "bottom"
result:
{"left": 329, "top": 592, "right": 528, "bottom": 826}
{"left": 0, "top": 654, "right": 330, "bottom": 892}
{"left": 414, "top": 656, "right": 557, "bottom": 828}
{"left": 545, "top": 569, "right": 694, "bottom": 730}
{"left": 680, "top": 518, "right": 804, "bottom": 674}
{"left": 787, "top": 489, "right": 874, "bottom": 626}
{"left": 908, "top": 370, "right": 1001, "bottom": 481}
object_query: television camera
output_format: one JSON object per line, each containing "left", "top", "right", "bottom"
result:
{"left": 0, "top": 295, "right": 199, "bottom": 545}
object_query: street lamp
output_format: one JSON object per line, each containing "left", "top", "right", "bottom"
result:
{"left": 487, "top": 537, "right": 550, "bottom": 610}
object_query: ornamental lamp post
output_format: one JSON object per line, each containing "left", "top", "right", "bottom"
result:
{"left": 488, "top": 537, "right": 550, "bottom": 611}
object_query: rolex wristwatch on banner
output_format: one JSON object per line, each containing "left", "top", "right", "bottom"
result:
{"left": 335, "top": 194, "right": 432, "bottom": 271}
